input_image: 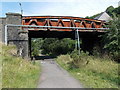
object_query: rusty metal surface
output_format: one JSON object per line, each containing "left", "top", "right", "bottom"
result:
{"left": 22, "top": 16, "right": 107, "bottom": 32}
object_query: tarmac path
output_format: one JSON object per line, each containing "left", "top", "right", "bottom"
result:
{"left": 37, "top": 58, "right": 84, "bottom": 88}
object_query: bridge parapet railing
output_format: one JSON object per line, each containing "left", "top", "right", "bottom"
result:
{"left": 6, "top": 24, "right": 109, "bottom": 32}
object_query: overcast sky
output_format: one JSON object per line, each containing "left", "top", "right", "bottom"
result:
{"left": 1, "top": 0, "right": 120, "bottom": 17}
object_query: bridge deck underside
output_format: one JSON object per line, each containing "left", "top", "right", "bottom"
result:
{"left": 28, "top": 30, "right": 104, "bottom": 39}
{"left": 28, "top": 30, "right": 104, "bottom": 55}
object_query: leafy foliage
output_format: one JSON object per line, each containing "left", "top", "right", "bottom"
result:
{"left": 106, "top": 6, "right": 120, "bottom": 17}
{"left": 103, "top": 16, "right": 120, "bottom": 61}
{"left": 31, "top": 38, "right": 43, "bottom": 56}
{"left": 56, "top": 54, "right": 119, "bottom": 88}
{"left": 41, "top": 38, "right": 75, "bottom": 56}
{"left": 2, "top": 43, "right": 40, "bottom": 88}
{"left": 106, "top": 6, "right": 115, "bottom": 16}
{"left": 86, "top": 5, "right": 120, "bottom": 61}
{"left": 41, "top": 38, "right": 58, "bottom": 55}
{"left": 69, "top": 50, "right": 90, "bottom": 68}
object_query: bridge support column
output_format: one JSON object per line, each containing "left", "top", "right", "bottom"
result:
{"left": 18, "top": 31, "right": 29, "bottom": 58}
{"left": 6, "top": 13, "right": 29, "bottom": 59}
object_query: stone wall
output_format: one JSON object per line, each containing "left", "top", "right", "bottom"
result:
{"left": 6, "top": 13, "right": 22, "bottom": 42}
{"left": 0, "top": 13, "right": 29, "bottom": 58}
{"left": 0, "top": 18, "right": 6, "bottom": 43}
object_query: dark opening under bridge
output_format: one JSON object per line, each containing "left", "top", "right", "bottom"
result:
{"left": 2, "top": 13, "right": 108, "bottom": 58}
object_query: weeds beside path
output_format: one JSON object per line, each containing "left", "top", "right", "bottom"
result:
{"left": 1, "top": 44, "right": 41, "bottom": 88}
{"left": 56, "top": 55, "right": 119, "bottom": 88}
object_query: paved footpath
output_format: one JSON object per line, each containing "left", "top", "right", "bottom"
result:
{"left": 37, "top": 58, "right": 84, "bottom": 88}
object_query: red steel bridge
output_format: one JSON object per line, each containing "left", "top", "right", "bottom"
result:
{"left": 22, "top": 16, "right": 107, "bottom": 32}
{"left": 4, "top": 13, "right": 109, "bottom": 58}
{"left": 20, "top": 16, "right": 108, "bottom": 56}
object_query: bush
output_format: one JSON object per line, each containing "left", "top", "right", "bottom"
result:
{"left": 56, "top": 50, "right": 90, "bottom": 69}
{"left": 70, "top": 50, "right": 90, "bottom": 68}
{"left": 92, "top": 45, "right": 102, "bottom": 57}
{"left": 56, "top": 55, "right": 73, "bottom": 69}
{"left": 102, "top": 16, "right": 120, "bottom": 62}
{"left": 56, "top": 52, "right": 119, "bottom": 88}
{"left": 41, "top": 38, "right": 75, "bottom": 56}
{"left": 31, "top": 38, "right": 43, "bottom": 56}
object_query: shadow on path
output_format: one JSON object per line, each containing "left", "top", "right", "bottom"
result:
{"left": 34, "top": 55, "right": 56, "bottom": 60}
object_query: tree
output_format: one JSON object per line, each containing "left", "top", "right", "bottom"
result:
{"left": 41, "top": 38, "right": 75, "bottom": 56}
{"left": 103, "top": 16, "right": 120, "bottom": 61}
{"left": 31, "top": 40, "right": 39, "bottom": 56}
{"left": 106, "top": 6, "right": 120, "bottom": 17}
{"left": 41, "top": 38, "right": 58, "bottom": 55}
{"left": 52, "top": 38, "right": 75, "bottom": 55}
{"left": 113, "top": 6, "right": 120, "bottom": 17}
{"left": 106, "top": 6, "right": 115, "bottom": 16}
{"left": 31, "top": 38, "right": 43, "bottom": 56}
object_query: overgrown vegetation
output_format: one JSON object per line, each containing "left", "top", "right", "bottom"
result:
{"left": 102, "top": 16, "right": 120, "bottom": 62}
{"left": 69, "top": 50, "right": 90, "bottom": 68}
{"left": 32, "top": 38, "right": 75, "bottom": 56}
{"left": 56, "top": 53, "right": 119, "bottom": 88}
{"left": 85, "top": 5, "right": 120, "bottom": 62}
{"left": 106, "top": 6, "right": 120, "bottom": 17}
{"left": 31, "top": 6, "right": 120, "bottom": 62}
{"left": 31, "top": 38, "right": 44, "bottom": 56}
{"left": 1, "top": 43, "right": 41, "bottom": 88}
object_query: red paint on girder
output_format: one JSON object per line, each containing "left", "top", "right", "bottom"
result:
{"left": 22, "top": 16, "right": 107, "bottom": 32}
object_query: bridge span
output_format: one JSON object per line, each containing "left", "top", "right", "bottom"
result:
{"left": 1, "top": 13, "right": 108, "bottom": 58}
{"left": 22, "top": 15, "right": 107, "bottom": 32}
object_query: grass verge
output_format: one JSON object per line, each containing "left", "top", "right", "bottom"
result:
{"left": 1, "top": 43, "right": 41, "bottom": 88}
{"left": 56, "top": 55, "right": 119, "bottom": 88}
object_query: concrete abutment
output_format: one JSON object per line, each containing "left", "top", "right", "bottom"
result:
{"left": 6, "top": 13, "right": 29, "bottom": 58}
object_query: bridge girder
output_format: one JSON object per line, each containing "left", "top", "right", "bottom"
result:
{"left": 22, "top": 16, "right": 107, "bottom": 32}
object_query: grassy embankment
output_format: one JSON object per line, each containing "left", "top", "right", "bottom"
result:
{"left": 1, "top": 43, "right": 41, "bottom": 88}
{"left": 56, "top": 55, "right": 119, "bottom": 88}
